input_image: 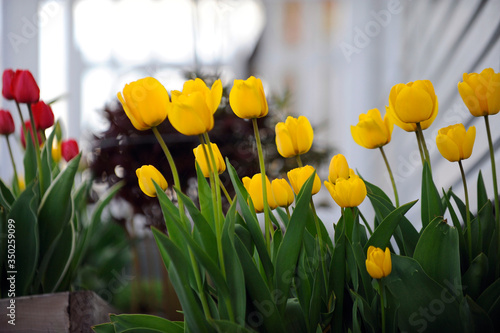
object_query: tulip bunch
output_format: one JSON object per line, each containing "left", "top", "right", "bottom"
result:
{"left": 97, "top": 68, "right": 500, "bottom": 333}
{"left": 0, "top": 69, "right": 119, "bottom": 299}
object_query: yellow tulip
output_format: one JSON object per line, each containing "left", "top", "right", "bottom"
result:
{"left": 271, "top": 178, "right": 295, "bottom": 208}
{"left": 324, "top": 174, "right": 366, "bottom": 208}
{"left": 287, "top": 165, "right": 321, "bottom": 195}
{"left": 351, "top": 109, "right": 393, "bottom": 149}
{"left": 242, "top": 173, "right": 277, "bottom": 212}
{"left": 387, "top": 80, "right": 438, "bottom": 132}
{"left": 229, "top": 76, "right": 268, "bottom": 119}
{"left": 275, "top": 116, "right": 314, "bottom": 158}
{"left": 365, "top": 246, "right": 392, "bottom": 279}
{"left": 168, "top": 78, "right": 222, "bottom": 136}
{"left": 458, "top": 68, "right": 500, "bottom": 117}
{"left": 193, "top": 143, "right": 226, "bottom": 177}
{"left": 436, "top": 124, "right": 476, "bottom": 162}
{"left": 52, "top": 140, "right": 61, "bottom": 163}
{"left": 327, "top": 154, "right": 351, "bottom": 184}
{"left": 136, "top": 165, "right": 168, "bottom": 197}
{"left": 117, "top": 77, "right": 170, "bottom": 131}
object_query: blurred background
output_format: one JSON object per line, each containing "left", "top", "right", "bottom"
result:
{"left": 1, "top": 0, "right": 500, "bottom": 317}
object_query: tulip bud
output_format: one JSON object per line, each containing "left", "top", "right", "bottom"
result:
{"left": 275, "top": 116, "right": 314, "bottom": 158}
{"left": 136, "top": 165, "right": 168, "bottom": 198}
{"left": 242, "top": 173, "right": 276, "bottom": 212}
{"left": 193, "top": 142, "right": 226, "bottom": 177}
{"left": 271, "top": 178, "right": 294, "bottom": 208}
{"left": 169, "top": 79, "right": 222, "bottom": 136}
{"left": 32, "top": 100, "right": 54, "bottom": 130}
{"left": 61, "top": 139, "right": 79, "bottom": 162}
{"left": 0, "top": 109, "right": 15, "bottom": 135}
{"left": 436, "top": 124, "right": 476, "bottom": 163}
{"left": 387, "top": 80, "right": 438, "bottom": 132}
{"left": 327, "top": 154, "right": 351, "bottom": 184}
{"left": 351, "top": 109, "right": 393, "bottom": 149}
{"left": 458, "top": 68, "right": 500, "bottom": 117}
{"left": 20, "top": 120, "right": 42, "bottom": 149}
{"left": 365, "top": 246, "right": 392, "bottom": 279}
{"left": 2, "top": 69, "right": 15, "bottom": 100}
{"left": 229, "top": 76, "right": 268, "bottom": 119}
{"left": 12, "top": 70, "right": 40, "bottom": 104}
{"left": 117, "top": 77, "right": 170, "bottom": 131}
{"left": 324, "top": 174, "right": 367, "bottom": 208}
{"left": 287, "top": 165, "right": 321, "bottom": 195}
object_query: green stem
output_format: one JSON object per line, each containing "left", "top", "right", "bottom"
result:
{"left": 415, "top": 131, "right": 425, "bottom": 166}
{"left": 153, "top": 128, "right": 212, "bottom": 320}
{"left": 358, "top": 209, "right": 373, "bottom": 235}
{"left": 15, "top": 102, "right": 26, "bottom": 131}
{"left": 252, "top": 118, "right": 271, "bottom": 253}
{"left": 296, "top": 154, "right": 304, "bottom": 167}
{"left": 285, "top": 206, "right": 291, "bottom": 220}
{"left": 378, "top": 279, "right": 386, "bottom": 333}
{"left": 379, "top": 146, "right": 399, "bottom": 207}
{"left": 219, "top": 178, "right": 233, "bottom": 205}
{"left": 416, "top": 123, "right": 431, "bottom": 168}
{"left": 152, "top": 127, "right": 186, "bottom": 224}
{"left": 27, "top": 104, "right": 45, "bottom": 196}
{"left": 459, "top": 160, "right": 472, "bottom": 263}
{"left": 311, "top": 199, "right": 328, "bottom": 291}
{"left": 484, "top": 116, "right": 500, "bottom": 226}
{"left": 6, "top": 136, "right": 19, "bottom": 187}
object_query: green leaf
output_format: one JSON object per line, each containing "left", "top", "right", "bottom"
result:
{"left": 110, "top": 314, "right": 184, "bottom": 333}
{"left": 349, "top": 290, "right": 377, "bottom": 333}
{"left": 7, "top": 182, "right": 39, "bottom": 296}
{"left": 227, "top": 161, "right": 273, "bottom": 281}
{"left": 152, "top": 228, "right": 213, "bottom": 333}
{"left": 0, "top": 178, "right": 15, "bottom": 210}
{"left": 284, "top": 298, "right": 308, "bottom": 333}
{"left": 385, "top": 255, "right": 467, "bottom": 333}
{"left": 462, "top": 253, "right": 489, "bottom": 300}
{"left": 330, "top": 226, "right": 346, "bottom": 333}
{"left": 421, "top": 161, "right": 443, "bottom": 229}
{"left": 274, "top": 172, "right": 314, "bottom": 315}
{"left": 196, "top": 163, "right": 215, "bottom": 231}
{"left": 442, "top": 188, "right": 467, "bottom": 261}
{"left": 234, "top": 236, "right": 285, "bottom": 333}
{"left": 413, "top": 217, "right": 462, "bottom": 298}
{"left": 477, "top": 278, "right": 500, "bottom": 314}
{"left": 40, "top": 122, "right": 57, "bottom": 194}
{"left": 477, "top": 171, "right": 488, "bottom": 212}
{"left": 478, "top": 200, "right": 495, "bottom": 255}
{"left": 38, "top": 153, "right": 81, "bottom": 257}
{"left": 451, "top": 191, "right": 472, "bottom": 227}
{"left": 349, "top": 240, "right": 374, "bottom": 302}
{"left": 92, "top": 322, "right": 117, "bottom": 333}
{"left": 465, "top": 296, "right": 495, "bottom": 333}
{"left": 212, "top": 320, "right": 256, "bottom": 333}
{"left": 364, "top": 200, "right": 417, "bottom": 252}
{"left": 23, "top": 130, "right": 37, "bottom": 186}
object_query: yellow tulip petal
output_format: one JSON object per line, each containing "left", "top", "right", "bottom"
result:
{"left": 437, "top": 134, "right": 460, "bottom": 162}
{"left": 366, "top": 259, "right": 384, "bottom": 279}
{"left": 210, "top": 79, "right": 223, "bottom": 113}
{"left": 463, "top": 126, "right": 476, "bottom": 159}
{"left": 275, "top": 122, "right": 295, "bottom": 158}
{"left": 383, "top": 248, "right": 392, "bottom": 275}
{"left": 395, "top": 84, "right": 434, "bottom": 123}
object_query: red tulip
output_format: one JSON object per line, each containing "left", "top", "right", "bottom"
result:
{"left": 20, "top": 120, "right": 42, "bottom": 149}
{"left": 12, "top": 70, "right": 39, "bottom": 104}
{"left": 61, "top": 139, "right": 79, "bottom": 162}
{"left": 0, "top": 109, "right": 15, "bottom": 135}
{"left": 32, "top": 101, "right": 54, "bottom": 130}
{"left": 2, "top": 69, "right": 15, "bottom": 100}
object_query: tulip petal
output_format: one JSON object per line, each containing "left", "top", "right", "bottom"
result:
{"left": 276, "top": 122, "right": 295, "bottom": 158}
{"left": 463, "top": 126, "right": 476, "bottom": 159}
{"left": 436, "top": 133, "right": 460, "bottom": 162}
{"left": 395, "top": 84, "right": 434, "bottom": 123}
{"left": 366, "top": 260, "right": 384, "bottom": 279}
{"left": 486, "top": 73, "right": 500, "bottom": 115}
{"left": 383, "top": 247, "right": 392, "bottom": 276}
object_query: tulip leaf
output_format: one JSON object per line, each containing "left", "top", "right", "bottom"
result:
{"left": 462, "top": 253, "right": 489, "bottom": 299}
{"left": 40, "top": 122, "right": 57, "bottom": 194}
{"left": 284, "top": 298, "right": 308, "bottom": 333}
{"left": 421, "top": 161, "right": 443, "bottom": 229}
{"left": 330, "top": 224, "right": 346, "bottom": 333}
{"left": 442, "top": 188, "right": 468, "bottom": 265}
{"left": 274, "top": 172, "right": 314, "bottom": 315}
{"left": 478, "top": 200, "right": 495, "bottom": 254}
{"left": 23, "top": 130, "right": 37, "bottom": 186}
{"left": 109, "top": 314, "right": 184, "bottom": 333}
{"left": 349, "top": 289, "right": 377, "bottom": 333}
{"left": 0, "top": 178, "right": 15, "bottom": 211}
{"left": 222, "top": 201, "right": 247, "bottom": 326}
{"left": 413, "top": 217, "right": 462, "bottom": 298}
{"left": 152, "top": 228, "right": 213, "bottom": 333}
{"left": 227, "top": 161, "right": 273, "bottom": 281}
{"left": 6, "top": 182, "right": 39, "bottom": 296}
{"left": 196, "top": 163, "right": 215, "bottom": 231}
{"left": 175, "top": 189, "right": 217, "bottom": 262}
{"left": 450, "top": 191, "right": 473, "bottom": 227}
{"left": 362, "top": 178, "right": 393, "bottom": 205}
{"left": 349, "top": 240, "right": 375, "bottom": 301}
{"left": 477, "top": 171, "right": 488, "bottom": 211}
{"left": 92, "top": 323, "right": 117, "bottom": 333}
{"left": 385, "top": 255, "right": 467, "bottom": 333}
{"left": 234, "top": 235, "right": 286, "bottom": 332}
{"left": 464, "top": 296, "right": 495, "bottom": 333}
{"left": 364, "top": 200, "right": 417, "bottom": 252}
{"left": 37, "top": 153, "right": 80, "bottom": 269}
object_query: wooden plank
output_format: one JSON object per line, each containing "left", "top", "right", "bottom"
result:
{"left": 0, "top": 291, "right": 116, "bottom": 332}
